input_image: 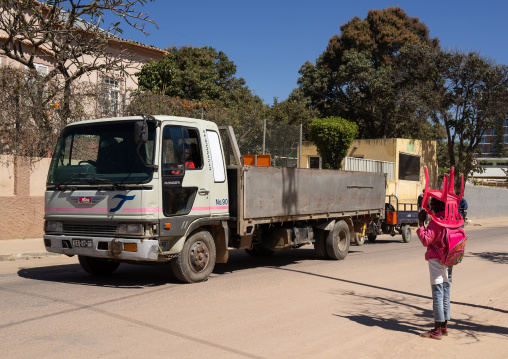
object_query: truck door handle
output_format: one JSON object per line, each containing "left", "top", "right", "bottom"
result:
{"left": 198, "top": 188, "right": 209, "bottom": 196}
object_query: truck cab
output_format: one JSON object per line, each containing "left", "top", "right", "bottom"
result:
{"left": 44, "top": 115, "right": 229, "bottom": 282}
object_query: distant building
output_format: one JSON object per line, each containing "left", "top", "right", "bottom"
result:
{"left": 477, "top": 120, "right": 508, "bottom": 158}
{"left": 301, "top": 138, "right": 437, "bottom": 203}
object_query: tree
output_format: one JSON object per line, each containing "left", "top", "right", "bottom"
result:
{"left": 297, "top": 7, "right": 439, "bottom": 139}
{"left": 395, "top": 45, "right": 508, "bottom": 181}
{"left": 0, "top": 0, "right": 156, "bottom": 125}
{"left": 323, "top": 7, "right": 438, "bottom": 70}
{"left": 308, "top": 116, "right": 358, "bottom": 169}
{"left": 136, "top": 46, "right": 245, "bottom": 107}
{"left": 439, "top": 52, "right": 508, "bottom": 179}
{"left": 268, "top": 89, "right": 318, "bottom": 138}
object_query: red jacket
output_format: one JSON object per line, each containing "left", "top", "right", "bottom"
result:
{"left": 416, "top": 212, "right": 446, "bottom": 261}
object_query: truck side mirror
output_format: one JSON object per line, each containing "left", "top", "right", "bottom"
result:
{"left": 134, "top": 121, "right": 148, "bottom": 144}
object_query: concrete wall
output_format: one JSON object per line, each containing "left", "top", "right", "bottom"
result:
{"left": 464, "top": 183, "right": 508, "bottom": 219}
{"left": 0, "top": 156, "right": 50, "bottom": 240}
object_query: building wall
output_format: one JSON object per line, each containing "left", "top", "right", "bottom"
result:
{"left": 0, "top": 156, "right": 48, "bottom": 240}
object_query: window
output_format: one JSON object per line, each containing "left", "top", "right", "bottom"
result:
{"left": 101, "top": 76, "right": 120, "bottom": 117}
{"left": 47, "top": 121, "right": 156, "bottom": 185}
{"left": 309, "top": 156, "right": 321, "bottom": 169}
{"left": 207, "top": 130, "right": 225, "bottom": 182}
{"left": 481, "top": 136, "right": 487, "bottom": 144}
{"left": 162, "top": 126, "right": 202, "bottom": 176}
{"left": 398, "top": 153, "right": 420, "bottom": 181}
{"left": 24, "top": 63, "right": 50, "bottom": 104}
{"left": 34, "top": 63, "right": 49, "bottom": 76}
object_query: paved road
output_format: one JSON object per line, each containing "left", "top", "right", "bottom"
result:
{"left": 1, "top": 223, "right": 507, "bottom": 359}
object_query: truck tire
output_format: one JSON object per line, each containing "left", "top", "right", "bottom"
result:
{"left": 171, "top": 229, "right": 216, "bottom": 283}
{"left": 245, "top": 245, "right": 275, "bottom": 256}
{"left": 78, "top": 255, "right": 120, "bottom": 275}
{"left": 402, "top": 225, "right": 412, "bottom": 243}
{"left": 325, "top": 220, "right": 350, "bottom": 260}
{"left": 354, "top": 233, "right": 365, "bottom": 246}
{"left": 313, "top": 228, "right": 329, "bottom": 259}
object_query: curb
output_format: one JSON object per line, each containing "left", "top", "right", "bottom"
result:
{"left": 0, "top": 252, "right": 64, "bottom": 262}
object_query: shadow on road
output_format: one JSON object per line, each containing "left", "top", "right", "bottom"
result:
{"left": 17, "top": 263, "right": 177, "bottom": 288}
{"left": 468, "top": 251, "right": 508, "bottom": 264}
{"left": 331, "top": 290, "right": 508, "bottom": 339}
{"left": 270, "top": 266, "right": 508, "bottom": 317}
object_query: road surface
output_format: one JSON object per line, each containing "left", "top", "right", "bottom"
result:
{"left": 1, "top": 222, "right": 507, "bottom": 358}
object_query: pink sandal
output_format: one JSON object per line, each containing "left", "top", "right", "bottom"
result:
{"left": 442, "top": 327, "right": 448, "bottom": 336}
{"left": 420, "top": 330, "right": 443, "bottom": 340}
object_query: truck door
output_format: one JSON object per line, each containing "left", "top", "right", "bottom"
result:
{"left": 205, "top": 129, "right": 229, "bottom": 215}
{"left": 161, "top": 125, "right": 210, "bottom": 217}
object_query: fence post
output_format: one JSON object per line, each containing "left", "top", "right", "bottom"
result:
{"left": 262, "top": 119, "right": 266, "bottom": 155}
{"left": 299, "top": 123, "right": 302, "bottom": 168}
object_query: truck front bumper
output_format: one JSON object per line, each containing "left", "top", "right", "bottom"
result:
{"left": 43, "top": 235, "right": 160, "bottom": 261}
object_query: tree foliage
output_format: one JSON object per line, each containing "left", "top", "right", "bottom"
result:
{"left": 0, "top": 66, "right": 100, "bottom": 158}
{"left": 323, "top": 6, "right": 439, "bottom": 70}
{"left": 308, "top": 117, "right": 358, "bottom": 169}
{"left": 268, "top": 89, "right": 318, "bottom": 138}
{"left": 0, "top": 0, "right": 156, "bottom": 124}
{"left": 136, "top": 46, "right": 247, "bottom": 107}
{"left": 297, "top": 7, "right": 439, "bottom": 140}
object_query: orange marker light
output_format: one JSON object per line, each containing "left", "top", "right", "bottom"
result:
{"left": 123, "top": 243, "right": 138, "bottom": 252}
{"left": 165, "top": 223, "right": 171, "bottom": 229}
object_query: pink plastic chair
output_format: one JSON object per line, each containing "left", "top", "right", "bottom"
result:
{"left": 421, "top": 166, "right": 464, "bottom": 228}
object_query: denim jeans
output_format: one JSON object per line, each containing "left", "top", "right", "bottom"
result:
{"left": 431, "top": 266, "right": 453, "bottom": 322}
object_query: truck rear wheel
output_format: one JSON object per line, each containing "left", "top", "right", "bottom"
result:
{"left": 354, "top": 233, "right": 365, "bottom": 246}
{"left": 171, "top": 229, "right": 216, "bottom": 283}
{"left": 325, "top": 220, "right": 350, "bottom": 260}
{"left": 313, "top": 228, "right": 329, "bottom": 259}
{"left": 402, "top": 225, "right": 412, "bottom": 243}
{"left": 78, "top": 255, "right": 120, "bottom": 275}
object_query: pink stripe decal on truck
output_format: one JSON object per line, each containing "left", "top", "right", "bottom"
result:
{"left": 121, "top": 208, "right": 163, "bottom": 213}
{"left": 192, "top": 206, "right": 229, "bottom": 211}
{"left": 45, "top": 207, "right": 108, "bottom": 212}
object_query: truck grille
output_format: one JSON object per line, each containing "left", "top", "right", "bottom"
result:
{"left": 62, "top": 223, "right": 117, "bottom": 237}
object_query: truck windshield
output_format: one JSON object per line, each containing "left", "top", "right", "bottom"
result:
{"left": 47, "top": 120, "right": 156, "bottom": 186}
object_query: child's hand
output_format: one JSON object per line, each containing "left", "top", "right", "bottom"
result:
{"left": 418, "top": 209, "right": 427, "bottom": 226}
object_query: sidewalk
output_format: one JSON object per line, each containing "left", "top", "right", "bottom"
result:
{"left": 0, "top": 217, "right": 507, "bottom": 261}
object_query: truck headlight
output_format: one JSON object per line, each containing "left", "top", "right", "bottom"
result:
{"left": 46, "top": 221, "right": 63, "bottom": 233}
{"left": 116, "top": 223, "right": 144, "bottom": 235}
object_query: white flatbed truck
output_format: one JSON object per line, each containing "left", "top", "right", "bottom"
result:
{"left": 43, "top": 115, "right": 385, "bottom": 283}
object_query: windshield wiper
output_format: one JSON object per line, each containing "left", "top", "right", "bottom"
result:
{"left": 85, "top": 177, "right": 126, "bottom": 189}
{"left": 53, "top": 172, "right": 99, "bottom": 189}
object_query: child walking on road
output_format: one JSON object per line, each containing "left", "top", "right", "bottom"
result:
{"left": 417, "top": 166, "right": 467, "bottom": 340}
{"left": 417, "top": 199, "right": 451, "bottom": 340}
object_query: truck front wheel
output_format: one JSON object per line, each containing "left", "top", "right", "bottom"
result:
{"left": 171, "top": 229, "right": 216, "bottom": 283}
{"left": 326, "top": 220, "right": 350, "bottom": 260}
{"left": 78, "top": 255, "right": 120, "bottom": 275}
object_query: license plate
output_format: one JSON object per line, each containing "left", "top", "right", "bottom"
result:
{"left": 72, "top": 238, "right": 93, "bottom": 248}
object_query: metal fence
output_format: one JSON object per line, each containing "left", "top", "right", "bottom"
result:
{"left": 344, "top": 157, "right": 395, "bottom": 180}
{"left": 235, "top": 119, "right": 302, "bottom": 167}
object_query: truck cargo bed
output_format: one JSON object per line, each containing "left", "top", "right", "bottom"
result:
{"left": 229, "top": 166, "right": 385, "bottom": 230}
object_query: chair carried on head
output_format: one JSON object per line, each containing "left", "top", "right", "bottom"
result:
{"left": 421, "top": 166, "right": 464, "bottom": 229}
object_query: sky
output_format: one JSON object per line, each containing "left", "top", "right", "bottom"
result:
{"left": 119, "top": 0, "right": 508, "bottom": 105}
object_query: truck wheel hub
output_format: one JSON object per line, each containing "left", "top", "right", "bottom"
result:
{"left": 189, "top": 241, "right": 209, "bottom": 272}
